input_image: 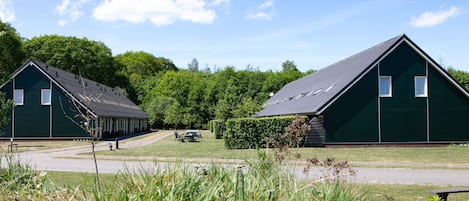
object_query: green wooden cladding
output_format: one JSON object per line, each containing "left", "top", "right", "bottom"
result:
{"left": 379, "top": 42, "right": 427, "bottom": 142}
{"left": 1, "top": 64, "right": 86, "bottom": 138}
{"left": 428, "top": 66, "right": 469, "bottom": 141}
{"left": 14, "top": 66, "right": 50, "bottom": 137}
{"left": 323, "top": 42, "right": 469, "bottom": 144}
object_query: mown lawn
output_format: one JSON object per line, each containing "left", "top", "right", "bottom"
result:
{"left": 0, "top": 140, "right": 92, "bottom": 152}
{"left": 46, "top": 171, "right": 469, "bottom": 201}
{"left": 95, "top": 130, "right": 469, "bottom": 164}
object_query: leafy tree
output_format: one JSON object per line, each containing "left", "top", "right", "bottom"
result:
{"left": 447, "top": 67, "right": 469, "bottom": 90}
{"left": 0, "top": 92, "right": 14, "bottom": 135}
{"left": 23, "top": 35, "right": 121, "bottom": 87}
{"left": 115, "top": 51, "right": 177, "bottom": 102}
{"left": 144, "top": 96, "right": 177, "bottom": 128}
{"left": 0, "top": 20, "right": 25, "bottom": 83}
{"left": 188, "top": 58, "right": 199, "bottom": 72}
{"left": 282, "top": 60, "right": 298, "bottom": 72}
{"left": 164, "top": 101, "right": 183, "bottom": 129}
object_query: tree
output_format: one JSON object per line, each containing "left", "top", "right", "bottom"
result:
{"left": 188, "top": 58, "right": 199, "bottom": 72}
{"left": 144, "top": 96, "right": 177, "bottom": 128}
{"left": 0, "top": 92, "right": 14, "bottom": 135}
{"left": 282, "top": 60, "right": 298, "bottom": 72}
{"left": 115, "top": 51, "right": 177, "bottom": 102}
{"left": 0, "top": 20, "right": 25, "bottom": 83}
{"left": 447, "top": 67, "right": 469, "bottom": 90}
{"left": 23, "top": 35, "right": 121, "bottom": 87}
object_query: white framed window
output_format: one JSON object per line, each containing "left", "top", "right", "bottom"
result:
{"left": 379, "top": 76, "right": 392, "bottom": 97}
{"left": 414, "top": 76, "right": 427, "bottom": 97}
{"left": 41, "top": 89, "right": 51, "bottom": 105}
{"left": 14, "top": 89, "right": 24, "bottom": 105}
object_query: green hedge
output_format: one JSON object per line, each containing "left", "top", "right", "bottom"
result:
{"left": 224, "top": 116, "right": 306, "bottom": 149}
{"left": 212, "top": 120, "right": 226, "bottom": 139}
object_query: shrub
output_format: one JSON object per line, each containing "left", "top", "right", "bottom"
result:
{"left": 212, "top": 119, "right": 226, "bottom": 139}
{"left": 223, "top": 116, "right": 307, "bottom": 149}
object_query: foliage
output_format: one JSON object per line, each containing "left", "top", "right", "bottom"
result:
{"left": 114, "top": 51, "right": 177, "bottom": 103}
{"left": 212, "top": 119, "right": 226, "bottom": 139}
{"left": 141, "top": 66, "right": 308, "bottom": 129}
{"left": 224, "top": 116, "right": 306, "bottom": 149}
{"left": 0, "top": 92, "right": 14, "bottom": 135}
{"left": 23, "top": 35, "right": 123, "bottom": 88}
{"left": 447, "top": 67, "right": 469, "bottom": 90}
{"left": 91, "top": 150, "right": 368, "bottom": 201}
{"left": 0, "top": 20, "right": 25, "bottom": 83}
{"left": 282, "top": 59, "right": 298, "bottom": 72}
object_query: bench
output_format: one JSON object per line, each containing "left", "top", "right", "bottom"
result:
{"left": 430, "top": 188, "right": 469, "bottom": 201}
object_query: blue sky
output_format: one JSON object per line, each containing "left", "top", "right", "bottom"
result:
{"left": 1, "top": 0, "right": 469, "bottom": 72}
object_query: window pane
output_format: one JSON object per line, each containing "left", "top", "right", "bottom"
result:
{"left": 41, "top": 89, "right": 51, "bottom": 105}
{"left": 379, "top": 76, "right": 391, "bottom": 97}
{"left": 14, "top": 89, "right": 23, "bottom": 105}
{"left": 415, "top": 77, "right": 427, "bottom": 97}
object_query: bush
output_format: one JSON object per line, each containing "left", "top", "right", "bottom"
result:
{"left": 212, "top": 119, "right": 226, "bottom": 139}
{"left": 223, "top": 116, "right": 307, "bottom": 149}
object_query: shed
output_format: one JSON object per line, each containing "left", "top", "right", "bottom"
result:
{"left": 255, "top": 34, "right": 469, "bottom": 145}
{"left": 1, "top": 59, "right": 149, "bottom": 139}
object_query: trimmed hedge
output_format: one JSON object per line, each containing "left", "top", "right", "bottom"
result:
{"left": 224, "top": 116, "right": 306, "bottom": 149}
{"left": 212, "top": 120, "right": 226, "bottom": 139}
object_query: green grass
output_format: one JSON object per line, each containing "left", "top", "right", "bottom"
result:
{"left": 0, "top": 140, "right": 93, "bottom": 152}
{"left": 362, "top": 183, "right": 469, "bottom": 201}
{"left": 95, "top": 131, "right": 469, "bottom": 164}
{"left": 45, "top": 171, "right": 469, "bottom": 201}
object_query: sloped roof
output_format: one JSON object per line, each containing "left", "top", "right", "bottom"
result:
{"left": 255, "top": 34, "right": 405, "bottom": 117}
{"left": 14, "top": 59, "right": 149, "bottom": 119}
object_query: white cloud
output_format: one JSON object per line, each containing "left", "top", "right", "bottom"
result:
{"left": 410, "top": 6, "right": 461, "bottom": 28}
{"left": 93, "top": 0, "right": 218, "bottom": 26}
{"left": 210, "top": 0, "right": 229, "bottom": 7}
{"left": 258, "top": 0, "right": 273, "bottom": 9}
{"left": 55, "top": 0, "right": 91, "bottom": 26}
{"left": 0, "top": 0, "right": 15, "bottom": 22}
{"left": 246, "top": 0, "right": 274, "bottom": 20}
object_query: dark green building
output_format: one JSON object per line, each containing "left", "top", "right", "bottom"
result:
{"left": 1, "top": 59, "right": 149, "bottom": 139}
{"left": 256, "top": 34, "right": 469, "bottom": 145}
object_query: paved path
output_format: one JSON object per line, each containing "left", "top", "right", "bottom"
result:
{"left": 10, "top": 131, "right": 469, "bottom": 186}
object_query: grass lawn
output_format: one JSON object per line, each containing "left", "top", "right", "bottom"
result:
{"left": 95, "top": 130, "right": 469, "bottom": 164}
{"left": 0, "top": 140, "right": 93, "bottom": 153}
{"left": 46, "top": 171, "right": 469, "bottom": 201}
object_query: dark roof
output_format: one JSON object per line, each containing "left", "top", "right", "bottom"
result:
{"left": 255, "top": 34, "right": 405, "bottom": 117}
{"left": 16, "top": 59, "right": 149, "bottom": 119}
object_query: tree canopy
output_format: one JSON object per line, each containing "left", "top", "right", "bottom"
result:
{"left": 0, "top": 20, "right": 25, "bottom": 83}
{"left": 23, "top": 35, "right": 122, "bottom": 87}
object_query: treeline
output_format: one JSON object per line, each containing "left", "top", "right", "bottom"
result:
{"left": 1, "top": 19, "right": 469, "bottom": 129}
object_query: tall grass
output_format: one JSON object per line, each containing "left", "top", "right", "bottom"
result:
{"left": 0, "top": 151, "right": 368, "bottom": 201}
{"left": 95, "top": 150, "right": 368, "bottom": 201}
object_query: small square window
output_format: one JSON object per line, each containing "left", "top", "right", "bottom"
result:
{"left": 41, "top": 89, "right": 51, "bottom": 105}
{"left": 379, "top": 76, "right": 392, "bottom": 97}
{"left": 14, "top": 89, "right": 24, "bottom": 105}
{"left": 415, "top": 76, "right": 427, "bottom": 97}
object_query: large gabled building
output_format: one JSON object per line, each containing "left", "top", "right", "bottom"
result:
{"left": 1, "top": 59, "right": 149, "bottom": 139}
{"left": 256, "top": 34, "right": 469, "bottom": 145}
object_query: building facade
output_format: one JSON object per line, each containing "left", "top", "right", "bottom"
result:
{"left": 256, "top": 35, "right": 469, "bottom": 145}
{"left": 1, "top": 59, "right": 149, "bottom": 139}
